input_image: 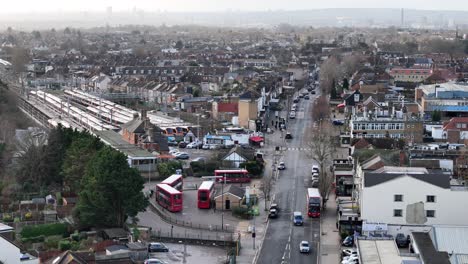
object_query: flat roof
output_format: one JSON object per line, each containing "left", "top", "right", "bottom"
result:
{"left": 358, "top": 239, "right": 402, "bottom": 264}
{"left": 0, "top": 223, "right": 13, "bottom": 232}
{"left": 156, "top": 183, "right": 181, "bottom": 195}
{"left": 161, "top": 174, "right": 183, "bottom": 185}
{"left": 94, "top": 130, "right": 157, "bottom": 159}
{"left": 199, "top": 181, "right": 215, "bottom": 190}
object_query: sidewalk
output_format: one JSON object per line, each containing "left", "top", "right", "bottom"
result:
{"left": 320, "top": 191, "right": 341, "bottom": 264}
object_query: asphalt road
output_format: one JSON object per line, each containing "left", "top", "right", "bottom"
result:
{"left": 257, "top": 89, "right": 320, "bottom": 264}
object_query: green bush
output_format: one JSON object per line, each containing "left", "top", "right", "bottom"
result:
{"left": 240, "top": 161, "right": 264, "bottom": 176}
{"left": 59, "top": 240, "right": 71, "bottom": 251}
{"left": 71, "top": 241, "right": 80, "bottom": 251}
{"left": 21, "top": 223, "right": 69, "bottom": 238}
{"left": 45, "top": 236, "right": 62, "bottom": 249}
{"left": 232, "top": 207, "right": 252, "bottom": 220}
{"left": 3, "top": 213, "right": 13, "bottom": 222}
{"left": 70, "top": 231, "right": 80, "bottom": 242}
{"left": 21, "top": 235, "right": 45, "bottom": 243}
{"left": 191, "top": 161, "right": 219, "bottom": 177}
{"left": 157, "top": 161, "right": 183, "bottom": 177}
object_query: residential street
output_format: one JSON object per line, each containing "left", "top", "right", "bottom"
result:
{"left": 257, "top": 89, "right": 321, "bottom": 264}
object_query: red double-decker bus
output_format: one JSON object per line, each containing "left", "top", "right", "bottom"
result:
{"left": 161, "top": 174, "right": 183, "bottom": 191}
{"left": 214, "top": 169, "right": 250, "bottom": 183}
{"left": 197, "top": 181, "right": 216, "bottom": 209}
{"left": 307, "top": 188, "right": 322, "bottom": 217}
{"left": 156, "top": 184, "right": 183, "bottom": 212}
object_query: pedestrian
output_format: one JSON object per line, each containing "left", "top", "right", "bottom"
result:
{"left": 271, "top": 120, "right": 274, "bottom": 126}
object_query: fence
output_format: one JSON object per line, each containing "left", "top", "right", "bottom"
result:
{"left": 149, "top": 201, "right": 235, "bottom": 233}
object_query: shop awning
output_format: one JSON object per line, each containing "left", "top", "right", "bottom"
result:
{"left": 337, "top": 103, "right": 346, "bottom": 108}
{"left": 250, "top": 136, "right": 264, "bottom": 143}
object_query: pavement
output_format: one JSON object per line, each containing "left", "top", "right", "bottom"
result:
{"left": 320, "top": 191, "right": 342, "bottom": 264}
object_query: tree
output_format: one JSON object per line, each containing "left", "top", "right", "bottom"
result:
{"left": 342, "top": 78, "right": 349, "bottom": 90}
{"left": 308, "top": 123, "right": 336, "bottom": 207}
{"left": 62, "top": 135, "right": 103, "bottom": 193}
{"left": 64, "top": 27, "right": 71, "bottom": 35}
{"left": 319, "top": 57, "right": 339, "bottom": 94}
{"left": 175, "top": 40, "right": 183, "bottom": 49}
{"left": 75, "top": 147, "right": 148, "bottom": 228}
{"left": 10, "top": 47, "right": 29, "bottom": 73}
{"left": 192, "top": 88, "right": 201, "bottom": 97}
{"left": 431, "top": 110, "right": 441, "bottom": 122}
{"left": 312, "top": 95, "right": 331, "bottom": 121}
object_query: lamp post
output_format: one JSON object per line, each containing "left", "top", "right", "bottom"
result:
{"left": 201, "top": 175, "right": 226, "bottom": 230}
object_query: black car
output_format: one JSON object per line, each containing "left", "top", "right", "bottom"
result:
{"left": 311, "top": 91, "right": 316, "bottom": 94}
{"left": 268, "top": 208, "right": 278, "bottom": 218}
{"left": 285, "top": 132, "right": 293, "bottom": 139}
{"left": 148, "top": 242, "right": 169, "bottom": 252}
{"left": 332, "top": 120, "right": 344, "bottom": 126}
{"left": 178, "top": 142, "right": 187, "bottom": 148}
{"left": 304, "top": 95, "right": 310, "bottom": 100}
{"left": 395, "top": 233, "right": 410, "bottom": 248}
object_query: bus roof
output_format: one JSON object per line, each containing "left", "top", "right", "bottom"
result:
{"left": 157, "top": 183, "right": 181, "bottom": 195}
{"left": 215, "top": 169, "right": 248, "bottom": 173}
{"left": 307, "top": 188, "right": 321, "bottom": 198}
{"left": 199, "top": 181, "right": 215, "bottom": 190}
{"left": 161, "top": 174, "right": 183, "bottom": 185}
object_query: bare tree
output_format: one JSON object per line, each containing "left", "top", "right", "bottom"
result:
{"left": 260, "top": 169, "right": 274, "bottom": 211}
{"left": 340, "top": 55, "right": 362, "bottom": 78}
{"left": 10, "top": 47, "right": 29, "bottom": 74}
{"left": 319, "top": 57, "right": 339, "bottom": 94}
{"left": 308, "top": 123, "right": 336, "bottom": 207}
{"left": 312, "top": 95, "right": 331, "bottom": 121}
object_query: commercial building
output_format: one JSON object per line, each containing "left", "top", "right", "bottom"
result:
{"left": 416, "top": 83, "right": 468, "bottom": 117}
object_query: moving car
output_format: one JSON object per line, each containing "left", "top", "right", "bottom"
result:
{"left": 289, "top": 111, "right": 296, "bottom": 119}
{"left": 342, "top": 236, "right": 354, "bottom": 247}
{"left": 277, "top": 161, "right": 286, "bottom": 170}
{"left": 270, "top": 203, "right": 280, "bottom": 211}
{"left": 148, "top": 242, "right": 169, "bottom": 252}
{"left": 285, "top": 132, "right": 293, "bottom": 139}
{"left": 175, "top": 152, "right": 190, "bottom": 160}
{"left": 293, "top": 211, "right": 304, "bottom": 226}
{"left": 299, "top": 241, "right": 310, "bottom": 253}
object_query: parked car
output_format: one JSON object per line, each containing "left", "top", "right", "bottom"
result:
{"left": 144, "top": 259, "right": 166, "bottom": 264}
{"left": 175, "top": 152, "right": 190, "bottom": 160}
{"left": 333, "top": 120, "right": 345, "bottom": 126}
{"left": 312, "top": 165, "right": 319, "bottom": 174}
{"left": 299, "top": 241, "right": 310, "bottom": 253}
{"left": 342, "top": 249, "right": 358, "bottom": 257}
{"left": 395, "top": 233, "right": 410, "bottom": 248}
{"left": 285, "top": 132, "right": 293, "bottom": 139}
{"left": 191, "top": 157, "right": 206, "bottom": 163}
{"left": 168, "top": 141, "right": 178, "bottom": 146}
{"left": 293, "top": 98, "right": 299, "bottom": 103}
{"left": 342, "top": 255, "right": 359, "bottom": 264}
{"left": 293, "top": 211, "right": 303, "bottom": 226}
{"left": 178, "top": 142, "right": 187, "bottom": 148}
{"left": 148, "top": 242, "right": 169, "bottom": 252}
{"left": 342, "top": 236, "right": 354, "bottom": 247}
{"left": 277, "top": 161, "right": 286, "bottom": 170}
{"left": 311, "top": 180, "right": 319, "bottom": 188}
{"left": 169, "top": 148, "right": 180, "bottom": 156}
{"left": 311, "top": 90, "right": 316, "bottom": 94}
{"left": 268, "top": 208, "right": 278, "bottom": 218}
{"left": 304, "top": 95, "right": 310, "bottom": 100}
{"left": 186, "top": 141, "right": 202, "bottom": 149}
{"left": 202, "top": 144, "right": 211, "bottom": 150}
{"left": 270, "top": 203, "right": 280, "bottom": 212}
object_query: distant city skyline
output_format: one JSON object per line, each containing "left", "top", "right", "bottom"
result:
{"left": 2, "top": 0, "right": 468, "bottom": 13}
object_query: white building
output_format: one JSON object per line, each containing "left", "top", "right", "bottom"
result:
{"left": 357, "top": 166, "right": 468, "bottom": 236}
{"left": 0, "top": 223, "right": 39, "bottom": 264}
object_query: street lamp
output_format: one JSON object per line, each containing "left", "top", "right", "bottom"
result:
{"left": 201, "top": 175, "right": 227, "bottom": 230}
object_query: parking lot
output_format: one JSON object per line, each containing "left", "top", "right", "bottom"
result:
{"left": 148, "top": 242, "right": 229, "bottom": 264}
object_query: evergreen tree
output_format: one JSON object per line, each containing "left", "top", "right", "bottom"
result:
{"left": 75, "top": 147, "right": 148, "bottom": 228}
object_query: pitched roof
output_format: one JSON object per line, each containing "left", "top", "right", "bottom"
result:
{"left": 44, "top": 251, "right": 94, "bottom": 264}
{"left": 215, "top": 185, "right": 245, "bottom": 199}
{"left": 239, "top": 89, "right": 260, "bottom": 100}
{"left": 352, "top": 138, "right": 372, "bottom": 149}
{"left": 360, "top": 155, "right": 385, "bottom": 170}
{"left": 121, "top": 118, "right": 146, "bottom": 134}
{"left": 363, "top": 171, "right": 450, "bottom": 189}
{"left": 412, "top": 232, "right": 450, "bottom": 264}
{"left": 443, "top": 117, "right": 468, "bottom": 131}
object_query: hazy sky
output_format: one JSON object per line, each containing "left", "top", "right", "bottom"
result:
{"left": 1, "top": 0, "right": 467, "bottom": 13}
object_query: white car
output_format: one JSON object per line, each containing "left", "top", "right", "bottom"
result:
{"left": 299, "top": 241, "right": 310, "bottom": 253}
{"left": 342, "top": 255, "right": 359, "bottom": 264}
{"left": 312, "top": 165, "right": 319, "bottom": 174}
{"left": 169, "top": 148, "right": 180, "bottom": 155}
{"left": 289, "top": 111, "right": 296, "bottom": 119}
{"left": 277, "top": 162, "right": 286, "bottom": 170}
{"left": 342, "top": 249, "right": 358, "bottom": 257}
{"left": 186, "top": 141, "right": 202, "bottom": 149}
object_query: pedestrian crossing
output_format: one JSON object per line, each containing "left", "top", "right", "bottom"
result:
{"left": 286, "top": 147, "right": 311, "bottom": 151}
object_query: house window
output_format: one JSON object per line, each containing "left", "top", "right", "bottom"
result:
{"left": 426, "top": 210, "right": 435, "bottom": 218}
{"left": 426, "top": 195, "right": 436, "bottom": 203}
{"left": 394, "top": 209, "right": 403, "bottom": 217}
{"left": 394, "top": 194, "right": 403, "bottom": 202}
{"left": 463, "top": 124, "right": 467, "bottom": 128}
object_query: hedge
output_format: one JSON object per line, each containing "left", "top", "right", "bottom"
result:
{"left": 20, "top": 223, "right": 69, "bottom": 238}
